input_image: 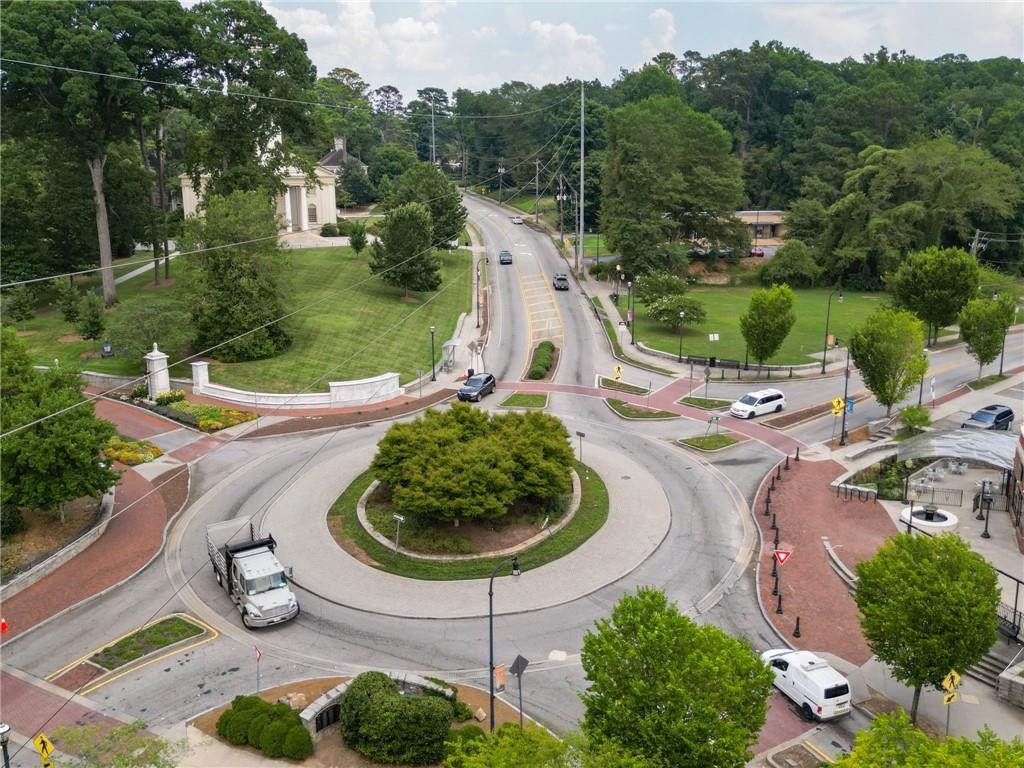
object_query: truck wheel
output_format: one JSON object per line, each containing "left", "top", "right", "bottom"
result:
{"left": 214, "top": 566, "right": 221, "bottom": 586}
{"left": 802, "top": 703, "right": 814, "bottom": 721}
{"left": 242, "top": 611, "right": 253, "bottom": 629}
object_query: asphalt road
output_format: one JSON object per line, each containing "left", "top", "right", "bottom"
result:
{"left": 5, "top": 195, "right": 1020, "bottom": 760}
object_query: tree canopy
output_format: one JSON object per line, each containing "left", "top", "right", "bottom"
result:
{"left": 580, "top": 587, "right": 773, "bottom": 768}
{"left": 368, "top": 202, "right": 441, "bottom": 294}
{"left": 849, "top": 309, "right": 927, "bottom": 415}
{"left": 739, "top": 284, "right": 797, "bottom": 365}
{"left": 855, "top": 534, "right": 999, "bottom": 723}
{"left": 387, "top": 162, "right": 468, "bottom": 243}
{"left": 958, "top": 295, "right": 1015, "bottom": 380}
{"left": 887, "top": 247, "right": 980, "bottom": 343}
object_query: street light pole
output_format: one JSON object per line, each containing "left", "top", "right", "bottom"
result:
{"left": 821, "top": 288, "right": 843, "bottom": 374}
{"left": 0, "top": 722, "right": 10, "bottom": 768}
{"left": 839, "top": 340, "right": 851, "bottom": 445}
{"left": 488, "top": 556, "right": 521, "bottom": 731}
{"left": 918, "top": 349, "right": 929, "bottom": 405}
{"left": 476, "top": 264, "right": 481, "bottom": 329}
{"left": 430, "top": 326, "right": 436, "bottom": 382}
{"left": 677, "top": 311, "right": 686, "bottom": 362}
{"left": 627, "top": 281, "right": 635, "bottom": 346}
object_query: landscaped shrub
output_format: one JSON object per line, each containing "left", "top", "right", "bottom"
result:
{"left": 259, "top": 719, "right": 290, "bottom": 758}
{"left": 526, "top": 341, "right": 556, "bottom": 380}
{"left": 215, "top": 708, "right": 235, "bottom": 738}
{"left": 588, "top": 261, "right": 611, "bottom": 280}
{"left": 129, "top": 383, "right": 149, "bottom": 401}
{"left": 2, "top": 285, "right": 38, "bottom": 322}
{"left": 341, "top": 672, "right": 452, "bottom": 765}
{"left": 282, "top": 725, "right": 314, "bottom": 760}
{"left": 52, "top": 279, "right": 81, "bottom": 323}
{"left": 225, "top": 707, "right": 257, "bottom": 745}
{"left": 247, "top": 713, "right": 271, "bottom": 747}
{"left": 319, "top": 223, "right": 339, "bottom": 237}
{"left": 154, "top": 389, "right": 186, "bottom": 406}
{"left": 1, "top": 503, "right": 27, "bottom": 541}
{"left": 103, "top": 436, "right": 164, "bottom": 466}
{"left": 154, "top": 400, "right": 257, "bottom": 432}
{"left": 444, "top": 724, "right": 486, "bottom": 759}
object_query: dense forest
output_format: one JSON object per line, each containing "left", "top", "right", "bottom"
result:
{"left": 2, "top": 1, "right": 1021, "bottom": 297}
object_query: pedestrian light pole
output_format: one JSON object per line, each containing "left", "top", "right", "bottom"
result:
{"left": 488, "top": 556, "right": 521, "bottom": 731}
{"left": 627, "top": 280, "right": 635, "bottom": 345}
{"left": 822, "top": 288, "right": 843, "bottom": 374}
{"left": 475, "top": 264, "right": 481, "bottom": 329}
{"left": 918, "top": 349, "right": 929, "bottom": 405}
{"left": 677, "top": 310, "right": 686, "bottom": 362}
{"left": 430, "top": 325, "right": 437, "bottom": 382}
{"left": 497, "top": 158, "right": 505, "bottom": 204}
{"left": 838, "top": 338, "right": 852, "bottom": 446}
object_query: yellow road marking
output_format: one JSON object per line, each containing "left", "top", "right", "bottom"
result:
{"left": 803, "top": 741, "right": 835, "bottom": 764}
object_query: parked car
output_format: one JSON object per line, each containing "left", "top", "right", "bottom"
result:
{"left": 730, "top": 388, "right": 786, "bottom": 419}
{"left": 961, "top": 404, "right": 1015, "bottom": 430}
{"left": 498, "top": 250, "right": 513, "bottom": 265}
{"left": 749, "top": 247, "right": 766, "bottom": 257}
{"left": 511, "top": 216, "right": 523, "bottom": 224}
{"left": 552, "top": 273, "right": 570, "bottom": 291}
{"left": 457, "top": 373, "right": 496, "bottom": 402}
{"left": 761, "top": 649, "right": 852, "bottom": 721}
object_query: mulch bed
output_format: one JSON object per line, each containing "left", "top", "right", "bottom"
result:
{"left": 1, "top": 498, "right": 102, "bottom": 582}
{"left": 242, "top": 389, "right": 458, "bottom": 438}
{"left": 51, "top": 661, "right": 105, "bottom": 692}
{"left": 523, "top": 347, "right": 559, "bottom": 382}
{"left": 761, "top": 393, "right": 871, "bottom": 429}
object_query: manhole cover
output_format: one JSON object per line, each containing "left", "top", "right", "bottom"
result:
{"left": 620, "top": 475, "right": 631, "bottom": 480}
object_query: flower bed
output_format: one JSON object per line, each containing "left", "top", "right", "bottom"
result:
{"left": 103, "top": 436, "right": 164, "bottom": 465}
{"left": 153, "top": 400, "right": 257, "bottom": 432}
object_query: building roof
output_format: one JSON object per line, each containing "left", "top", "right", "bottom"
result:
{"left": 735, "top": 210, "right": 786, "bottom": 224}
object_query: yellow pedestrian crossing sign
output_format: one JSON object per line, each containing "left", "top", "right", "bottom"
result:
{"left": 33, "top": 733, "right": 53, "bottom": 757}
{"left": 942, "top": 669, "right": 961, "bottom": 693}
{"left": 613, "top": 365, "right": 622, "bottom": 382}
{"left": 944, "top": 691, "right": 959, "bottom": 706}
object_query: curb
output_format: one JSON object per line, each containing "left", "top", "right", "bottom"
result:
{"left": 602, "top": 398, "right": 679, "bottom": 421}
{"left": 676, "top": 433, "right": 743, "bottom": 453}
{"left": 749, "top": 461, "right": 798, "bottom": 652}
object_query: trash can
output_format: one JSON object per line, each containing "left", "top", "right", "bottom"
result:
{"left": 467, "top": 368, "right": 474, "bottom": 378}
{"left": 709, "top": 356, "right": 717, "bottom": 368}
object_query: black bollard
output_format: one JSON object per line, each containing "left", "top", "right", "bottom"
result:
{"left": 770, "top": 476, "right": 776, "bottom": 491}
{"left": 793, "top": 616, "right": 801, "bottom": 638}
{"left": 771, "top": 555, "right": 777, "bottom": 578}
{"left": 764, "top": 498, "right": 771, "bottom": 517}
{"left": 767, "top": 487, "right": 773, "bottom": 504}
{"left": 770, "top": 512, "right": 777, "bottom": 530}
{"left": 773, "top": 529, "right": 780, "bottom": 549}
{"left": 785, "top": 455, "right": 790, "bottom": 470}
{"left": 776, "top": 593, "right": 783, "bottom": 614}
{"left": 795, "top": 446, "right": 800, "bottom": 461}
{"left": 772, "top": 574, "right": 779, "bottom": 596}
{"left": 776, "top": 463, "right": 782, "bottom": 480}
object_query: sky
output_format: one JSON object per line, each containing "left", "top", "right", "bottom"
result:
{"left": 261, "top": 1, "right": 1024, "bottom": 99}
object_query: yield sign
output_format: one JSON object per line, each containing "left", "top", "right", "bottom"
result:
{"left": 254, "top": 645, "right": 262, "bottom": 663}
{"left": 773, "top": 550, "right": 793, "bottom": 566}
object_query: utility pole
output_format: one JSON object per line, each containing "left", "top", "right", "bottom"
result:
{"left": 577, "top": 82, "right": 585, "bottom": 275}
{"left": 558, "top": 175, "right": 564, "bottom": 245}
{"left": 534, "top": 159, "right": 540, "bottom": 224}
{"left": 498, "top": 157, "right": 505, "bottom": 204}
{"left": 430, "top": 98, "right": 436, "bottom": 165}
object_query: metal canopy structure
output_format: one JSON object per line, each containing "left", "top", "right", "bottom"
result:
{"left": 895, "top": 429, "right": 1017, "bottom": 471}
{"left": 441, "top": 339, "right": 459, "bottom": 372}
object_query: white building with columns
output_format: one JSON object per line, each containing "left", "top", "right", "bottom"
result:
{"left": 179, "top": 143, "right": 340, "bottom": 234}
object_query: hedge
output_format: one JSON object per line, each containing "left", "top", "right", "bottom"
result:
{"left": 340, "top": 672, "right": 453, "bottom": 765}
{"left": 215, "top": 696, "right": 306, "bottom": 759}
{"left": 260, "top": 720, "right": 290, "bottom": 759}
{"left": 283, "top": 725, "right": 314, "bottom": 760}
{"left": 526, "top": 341, "right": 556, "bottom": 380}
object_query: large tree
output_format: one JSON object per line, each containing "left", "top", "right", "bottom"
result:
{"left": 179, "top": 191, "right": 290, "bottom": 362}
{"left": 849, "top": 309, "right": 928, "bottom": 416}
{"left": 368, "top": 202, "right": 440, "bottom": 294}
{"left": 855, "top": 534, "right": 999, "bottom": 723}
{"left": 388, "top": 162, "right": 468, "bottom": 243}
{"left": 887, "top": 246, "right": 980, "bottom": 344}
{"left": 580, "top": 587, "right": 773, "bottom": 768}
{"left": 958, "top": 295, "right": 1016, "bottom": 380}
{"left": 445, "top": 727, "right": 653, "bottom": 768}
{"left": 0, "top": 328, "right": 119, "bottom": 522}
{"left": 601, "top": 96, "right": 745, "bottom": 275}
{"left": 739, "top": 284, "right": 797, "bottom": 367}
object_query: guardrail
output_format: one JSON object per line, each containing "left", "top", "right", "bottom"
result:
{"left": 836, "top": 484, "right": 878, "bottom": 502}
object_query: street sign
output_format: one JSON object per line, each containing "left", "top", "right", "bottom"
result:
{"left": 773, "top": 549, "right": 792, "bottom": 566}
{"left": 708, "top": 333, "right": 720, "bottom": 342}
{"left": 613, "top": 365, "right": 622, "bottom": 381}
{"left": 943, "top": 670, "right": 961, "bottom": 692}
{"left": 494, "top": 664, "right": 507, "bottom": 693}
{"left": 510, "top": 654, "right": 530, "bottom": 677}
{"left": 831, "top": 406, "right": 843, "bottom": 416}
{"left": 704, "top": 366, "right": 711, "bottom": 380}
{"left": 393, "top": 513, "right": 405, "bottom": 523}
{"left": 831, "top": 397, "right": 844, "bottom": 410}
{"left": 944, "top": 691, "right": 959, "bottom": 706}
{"left": 845, "top": 397, "right": 855, "bottom": 413}
{"left": 33, "top": 733, "right": 53, "bottom": 759}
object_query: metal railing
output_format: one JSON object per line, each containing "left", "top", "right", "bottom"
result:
{"left": 836, "top": 483, "right": 878, "bottom": 502}
{"left": 906, "top": 484, "right": 963, "bottom": 507}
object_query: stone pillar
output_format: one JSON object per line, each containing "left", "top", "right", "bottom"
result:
{"left": 190, "top": 361, "right": 210, "bottom": 395}
{"left": 144, "top": 343, "right": 170, "bottom": 400}
{"left": 299, "top": 185, "right": 309, "bottom": 232}
{"left": 282, "top": 186, "right": 292, "bottom": 231}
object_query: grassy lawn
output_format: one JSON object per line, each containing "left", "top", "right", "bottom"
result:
{"left": 632, "top": 287, "right": 890, "bottom": 365}
{"left": 12, "top": 247, "right": 471, "bottom": 392}
{"left": 680, "top": 434, "right": 738, "bottom": 451}
{"left": 679, "top": 396, "right": 732, "bottom": 410}
{"left": 599, "top": 377, "right": 649, "bottom": 394}
{"left": 573, "top": 234, "right": 616, "bottom": 258}
{"left": 90, "top": 616, "right": 203, "bottom": 670}
{"left": 606, "top": 398, "right": 678, "bottom": 420}
{"left": 967, "top": 374, "right": 1008, "bottom": 390}
{"left": 330, "top": 462, "right": 608, "bottom": 580}
{"left": 592, "top": 297, "right": 676, "bottom": 376}
{"left": 500, "top": 392, "right": 548, "bottom": 408}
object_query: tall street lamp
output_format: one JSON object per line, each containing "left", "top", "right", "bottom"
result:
{"left": 677, "top": 310, "right": 686, "bottom": 362}
{"left": 614, "top": 264, "right": 622, "bottom": 306}
{"left": 476, "top": 264, "right": 481, "bottom": 329}
{"left": 488, "top": 555, "right": 521, "bottom": 731}
{"left": 821, "top": 288, "right": 843, "bottom": 374}
{"left": 430, "top": 326, "right": 436, "bottom": 382}
{"left": 0, "top": 722, "right": 10, "bottom": 768}
{"left": 837, "top": 337, "right": 852, "bottom": 445}
{"left": 627, "top": 280, "right": 635, "bottom": 346}
{"left": 918, "top": 349, "right": 929, "bottom": 405}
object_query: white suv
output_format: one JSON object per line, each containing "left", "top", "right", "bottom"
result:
{"left": 730, "top": 388, "right": 786, "bottom": 419}
{"left": 511, "top": 215, "right": 523, "bottom": 224}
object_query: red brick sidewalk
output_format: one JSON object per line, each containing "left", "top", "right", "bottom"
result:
{"left": 753, "top": 459, "right": 899, "bottom": 665}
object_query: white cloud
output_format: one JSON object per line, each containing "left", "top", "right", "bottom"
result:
{"left": 640, "top": 8, "right": 676, "bottom": 64}
{"left": 527, "top": 20, "right": 604, "bottom": 81}
{"left": 381, "top": 16, "right": 448, "bottom": 71}
{"left": 473, "top": 25, "right": 497, "bottom": 40}
{"left": 335, "top": 1, "right": 390, "bottom": 68}
{"left": 420, "top": 0, "right": 456, "bottom": 19}
{"left": 262, "top": 2, "right": 336, "bottom": 43}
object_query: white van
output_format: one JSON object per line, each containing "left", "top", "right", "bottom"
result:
{"left": 730, "top": 388, "right": 786, "bottom": 419}
{"left": 761, "top": 649, "right": 851, "bottom": 720}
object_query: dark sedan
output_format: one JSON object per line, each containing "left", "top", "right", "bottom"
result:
{"left": 457, "top": 373, "right": 496, "bottom": 402}
{"left": 498, "top": 250, "right": 513, "bottom": 265}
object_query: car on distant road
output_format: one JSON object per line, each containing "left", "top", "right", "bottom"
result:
{"left": 730, "top": 388, "right": 786, "bottom": 419}
{"left": 457, "top": 373, "right": 496, "bottom": 402}
{"left": 511, "top": 216, "right": 523, "bottom": 224}
{"left": 498, "top": 250, "right": 513, "bottom": 265}
{"left": 552, "top": 274, "right": 570, "bottom": 291}
{"left": 961, "top": 404, "right": 1014, "bottom": 430}
{"left": 761, "top": 649, "right": 852, "bottom": 721}
{"left": 749, "top": 247, "right": 765, "bottom": 257}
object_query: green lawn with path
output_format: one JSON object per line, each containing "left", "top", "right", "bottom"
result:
{"left": 90, "top": 616, "right": 203, "bottom": 670}
{"left": 681, "top": 434, "right": 738, "bottom": 451}
{"left": 967, "top": 374, "right": 1008, "bottom": 390}
{"left": 629, "top": 286, "right": 889, "bottom": 365}
{"left": 331, "top": 462, "right": 608, "bottom": 580}
{"left": 12, "top": 246, "right": 472, "bottom": 392}
{"left": 679, "top": 396, "right": 732, "bottom": 410}
{"left": 500, "top": 392, "right": 548, "bottom": 408}
{"left": 606, "top": 398, "right": 678, "bottom": 420}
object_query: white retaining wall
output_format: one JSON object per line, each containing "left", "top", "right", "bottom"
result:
{"left": 190, "top": 362, "right": 403, "bottom": 409}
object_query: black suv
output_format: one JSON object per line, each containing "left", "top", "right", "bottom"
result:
{"left": 498, "top": 250, "right": 513, "bottom": 265}
{"left": 457, "top": 373, "right": 496, "bottom": 402}
{"left": 961, "top": 404, "right": 1015, "bottom": 430}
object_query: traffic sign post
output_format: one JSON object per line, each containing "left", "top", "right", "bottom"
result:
{"left": 393, "top": 513, "right": 405, "bottom": 552}
{"left": 613, "top": 364, "right": 622, "bottom": 382}
{"left": 510, "top": 654, "right": 530, "bottom": 729}
{"left": 33, "top": 732, "right": 54, "bottom": 768}
{"left": 773, "top": 549, "right": 792, "bottom": 566}
{"left": 254, "top": 646, "right": 262, "bottom": 693}
{"left": 942, "top": 668, "right": 961, "bottom": 736}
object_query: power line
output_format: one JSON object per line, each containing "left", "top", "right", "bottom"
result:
{"left": 8, "top": 263, "right": 472, "bottom": 759}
